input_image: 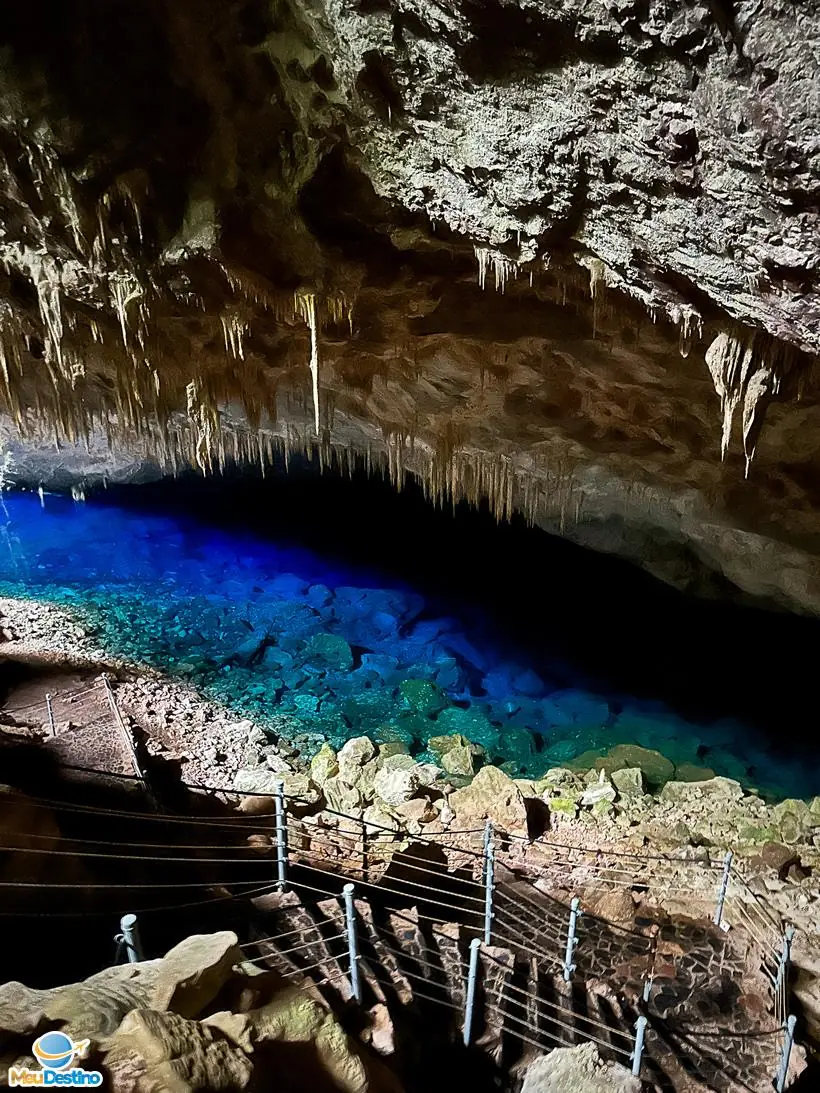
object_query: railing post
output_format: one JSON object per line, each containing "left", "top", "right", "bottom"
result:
{"left": 463, "top": 937, "right": 481, "bottom": 1046}
{"left": 562, "top": 897, "right": 581, "bottom": 982}
{"left": 713, "top": 850, "right": 733, "bottom": 926}
{"left": 274, "top": 779, "right": 288, "bottom": 890}
{"left": 118, "top": 913, "right": 143, "bottom": 963}
{"left": 642, "top": 976, "right": 653, "bottom": 1004}
{"left": 45, "top": 693, "right": 56, "bottom": 737}
{"left": 483, "top": 821, "right": 494, "bottom": 945}
{"left": 776, "top": 926, "right": 795, "bottom": 993}
{"left": 631, "top": 1015, "right": 648, "bottom": 1077}
{"left": 343, "top": 883, "right": 362, "bottom": 1004}
{"left": 481, "top": 820, "right": 492, "bottom": 882}
{"left": 775, "top": 1014, "right": 797, "bottom": 1092}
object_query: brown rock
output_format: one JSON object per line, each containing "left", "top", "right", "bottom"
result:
{"left": 586, "top": 888, "right": 636, "bottom": 927}
{"left": 106, "top": 1008, "right": 253, "bottom": 1093}
{"left": 151, "top": 932, "right": 242, "bottom": 1019}
{"left": 448, "top": 765, "right": 528, "bottom": 834}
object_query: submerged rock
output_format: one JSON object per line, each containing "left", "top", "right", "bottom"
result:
{"left": 399, "top": 679, "right": 446, "bottom": 715}
{"left": 434, "top": 706, "right": 499, "bottom": 752}
{"left": 427, "top": 732, "right": 470, "bottom": 757}
{"left": 304, "top": 633, "right": 354, "bottom": 671}
{"left": 573, "top": 743, "right": 675, "bottom": 791}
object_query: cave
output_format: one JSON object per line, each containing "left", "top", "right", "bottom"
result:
{"left": 0, "top": 2, "right": 819, "bottom": 1092}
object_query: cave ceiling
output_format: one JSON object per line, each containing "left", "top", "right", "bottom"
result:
{"left": 1, "top": 0, "right": 820, "bottom": 611}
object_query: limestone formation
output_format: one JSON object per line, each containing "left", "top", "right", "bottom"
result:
{"left": 1, "top": 933, "right": 396, "bottom": 1093}
{"left": 150, "top": 933, "right": 243, "bottom": 1020}
{"left": 0, "top": 4, "right": 820, "bottom": 610}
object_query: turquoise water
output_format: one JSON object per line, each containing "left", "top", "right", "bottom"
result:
{"left": 0, "top": 482, "right": 815, "bottom": 799}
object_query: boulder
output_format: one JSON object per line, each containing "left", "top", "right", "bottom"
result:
{"left": 427, "top": 732, "right": 470, "bottom": 757}
{"left": 746, "top": 842, "right": 803, "bottom": 879}
{"left": 587, "top": 889, "right": 636, "bottom": 927}
{"left": 521, "top": 1042, "right": 641, "bottom": 1093}
{"left": 549, "top": 797, "right": 579, "bottom": 818}
{"left": 234, "top": 770, "right": 321, "bottom": 813}
{"left": 660, "top": 777, "right": 745, "bottom": 804}
{"left": 542, "top": 768, "right": 583, "bottom": 793}
{"left": 338, "top": 737, "right": 377, "bottom": 784}
{"left": 373, "top": 759, "right": 420, "bottom": 807}
{"left": 514, "top": 778, "right": 549, "bottom": 798}
{"left": 393, "top": 797, "right": 435, "bottom": 827}
{"left": 362, "top": 803, "right": 400, "bottom": 834}
{"left": 448, "top": 765, "right": 528, "bottom": 834}
{"left": 151, "top": 932, "right": 242, "bottom": 1019}
{"left": 580, "top": 773, "right": 617, "bottom": 808}
{"left": 243, "top": 985, "right": 371, "bottom": 1093}
{"left": 441, "top": 743, "right": 476, "bottom": 778}
{"left": 0, "top": 962, "right": 161, "bottom": 1041}
{"left": 310, "top": 743, "right": 339, "bottom": 787}
{"left": 0, "top": 981, "right": 49, "bottom": 1036}
{"left": 304, "top": 633, "right": 354, "bottom": 671}
{"left": 610, "top": 768, "right": 644, "bottom": 796}
{"left": 323, "top": 775, "right": 364, "bottom": 816}
{"left": 413, "top": 761, "right": 444, "bottom": 787}
{"left": 399, "top": 679, "right": 446, "bottom": 715}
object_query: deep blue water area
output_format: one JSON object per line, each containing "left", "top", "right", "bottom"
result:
{"left": 0, "top": 463, "right": 818, "bottom": 800}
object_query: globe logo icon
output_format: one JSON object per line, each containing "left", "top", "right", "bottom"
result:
{"left": 32, "top": 1031, "right": 77, "bottom": 1071}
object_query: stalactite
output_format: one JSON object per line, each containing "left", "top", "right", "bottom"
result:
{"left": 33, "top": 256, "right": 65, "bottom": 374}
{"left": 294, "top": 292, "right": 321, "bottom": 436}
{"left": 705, "top": 327, "right": 798, "bottom": 477}
{"left": 220, "top": 311, "right": 249, "bottom": 360}
{"left": 670, "top": 304, "right": 703, "bottom": 358}
{"left": 109, "top": 273, "right": 143, "bottom": 354}
{"left": 475, "top": 246, "right": 518, "bottom": 293}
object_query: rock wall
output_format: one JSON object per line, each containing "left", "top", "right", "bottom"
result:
{"left": 0, "top": 2, "right": 819, "bottom": 609}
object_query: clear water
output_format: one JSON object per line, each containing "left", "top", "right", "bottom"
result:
{"left": 0, "top": 481, "right": 816, "bottom": 800}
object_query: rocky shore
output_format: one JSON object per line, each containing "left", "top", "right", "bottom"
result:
{"left": 2, "top": 592, "right": 820, "bottom": 1053}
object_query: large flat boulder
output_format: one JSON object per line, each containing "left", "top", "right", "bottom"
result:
{"left": 0, "top": 962, "right": 162, "bottom": 1041}
{"left": 660, "top": 777, "right": 745, "bottom": 804}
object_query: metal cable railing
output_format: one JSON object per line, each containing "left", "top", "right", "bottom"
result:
{"left": 3, "top": 754, "right": 799, "bottom": 1089}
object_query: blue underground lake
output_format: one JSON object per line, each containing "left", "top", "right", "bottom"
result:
{"left": 0, "top": 463, "right": 818, "bottom": 801}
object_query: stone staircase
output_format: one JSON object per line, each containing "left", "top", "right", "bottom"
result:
{"left": 241, "top": 877, "right": 777, "bottom": 1093}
